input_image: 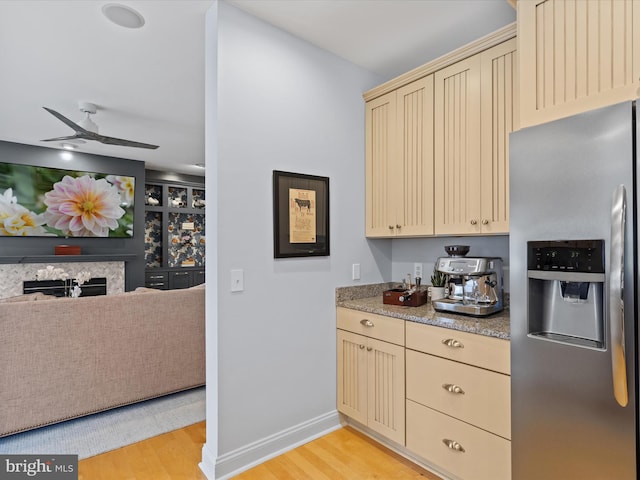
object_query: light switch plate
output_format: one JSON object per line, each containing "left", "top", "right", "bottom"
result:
{"left": 352, "top": 263, "right": 361, "bottom": 280}
{"left": 231, "top": 269, "right": 244, "bottom": 292}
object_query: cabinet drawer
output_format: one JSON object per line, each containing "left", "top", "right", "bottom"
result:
{"left": 406, "top": 321, "right": 509, "bottom": 374}
{"left": 406, "top": 400, "right": 511, "bottom": 480}
{"left": 406, "top": 350, "right": 510, "bottom": 439}
{"left": 145, "top": 271, "right": 168, "bottom": 289}
{"left": 337, "top": 307, "right": 404, "bottom": 346}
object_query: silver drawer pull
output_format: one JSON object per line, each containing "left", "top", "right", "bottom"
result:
{"left": 360, "top": 319, "right": 374, "bottom": 327}
{"left": 367, "top": 346, "right": 373, "bottom": 352}
{"left": 442, "top": 439, "right": 465, "bottom": 452}
{"left": 442, "top": 338, "right": 464, "bottom": 348}
{"left": 149, "top": 275, "right": 164, "bottom": 279}
{"left": 359, "top": 344, "right": 365, "bottom": 350}
{"left": 442, "top": 383, "right": 465, "bottom": 394}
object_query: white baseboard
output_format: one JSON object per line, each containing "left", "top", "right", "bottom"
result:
{"left": 199, "top": 441, "right": 217, "bottom": 479}
{"left": 214, "top": 410, "right": 342, "bottom": 480}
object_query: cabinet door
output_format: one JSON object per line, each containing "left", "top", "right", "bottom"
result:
{"left": 519, "top": 0, "right": 640, "bottom": 128}
{"left": 365, "top": 91, "right": 397, "bottom": 237}
{"left": 169, "top": 271, "right": 192, "bottom": 289}
{"left": 337, "top": 329, "right": 368, "bottom": 425}
{"left": 479, "top": 38, "right": 517, "bottom": 234}
{"left": 396, "top": 76, "right": 435, "bottom": 236}
{"left": 193, "top": 269, "right": 205, "bottom": 286}
{"left": 367, "top": 337, "right": 405, "bottom": 445}
{"left": 434, "top": 55, "right": 482, "bottom": 235}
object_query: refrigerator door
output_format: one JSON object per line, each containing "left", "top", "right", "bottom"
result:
{"left": 510, "top": 101, "right": 637, "bottom": 479}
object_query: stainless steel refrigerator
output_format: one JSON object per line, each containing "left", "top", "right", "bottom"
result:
{"left": 510, "top": 100, "right": 638, "bottom": 479}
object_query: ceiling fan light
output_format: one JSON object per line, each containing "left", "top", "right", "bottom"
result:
{"left": 102, "top": 4, "right": 145, "bottom": 29}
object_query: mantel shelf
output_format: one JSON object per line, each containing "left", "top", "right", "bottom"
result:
{"left": 0, "top": 254, "right": 138, "bottom": 265}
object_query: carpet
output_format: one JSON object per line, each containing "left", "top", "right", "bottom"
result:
{"left": 0, "top": 386, "right": 206, "bottom": 460}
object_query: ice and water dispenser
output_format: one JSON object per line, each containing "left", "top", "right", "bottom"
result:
{"left": 527, "top": 240, "right": 605, "bottom": 349}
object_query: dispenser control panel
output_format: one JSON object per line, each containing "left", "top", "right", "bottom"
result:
{"left": 528, "top": 240, "right": 604, "bottom": 273}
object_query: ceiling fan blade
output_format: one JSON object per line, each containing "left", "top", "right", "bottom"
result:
{"left": 42, "top": 106, "right": 159, "bottom": 149}
{"left": 96, "top": 134, "right": 159, "bottom": 149}
{"left": 43, "top": 107, "right": 88, "bottom": 134}
{"left": 41, "top": 134, "right": 84, "bottom": 142}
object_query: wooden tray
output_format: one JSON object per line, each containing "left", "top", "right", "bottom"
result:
{"left": 383, "top": 288, "right": 428, "bottom": 307}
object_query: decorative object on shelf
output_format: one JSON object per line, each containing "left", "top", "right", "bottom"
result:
{"left": 273, "top": 170, "right": 330, "bottom": 258}
{"left": 192, "top": 198, "right": 206, "bottom": 208}
{"left": 146, "top": 195, "right": 159, "bottom": 206}
{"left": 35, "top": 265, "right": 69, "bottom": 281}
{"left": 181, "top": 258, "right": 195, "bottom": 267}
{"left": 54, "top": 244, "right": 81, "bottom": 255}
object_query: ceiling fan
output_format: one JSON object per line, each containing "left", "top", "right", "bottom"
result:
{"left": 41, "top": 102, "right": 159, "bottom": 150}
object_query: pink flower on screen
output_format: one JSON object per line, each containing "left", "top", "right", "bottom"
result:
{"left": 106, "top": 175, "right": 135, "bottom": 205}
{"left": 43, "top": 175, "right": 125, "bottom": 237}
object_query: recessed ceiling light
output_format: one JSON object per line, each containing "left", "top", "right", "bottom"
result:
{"left": 102, "top": 3, "right": 145, "bottom": 29}
{"left": 60, "top": 151, "right": 73, "bottom": 161}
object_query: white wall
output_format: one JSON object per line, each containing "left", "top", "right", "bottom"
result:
{"left": 202, "top": 2, "right": 387, "bottom": 478}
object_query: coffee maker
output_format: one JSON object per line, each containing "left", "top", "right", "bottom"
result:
{"left": 432, "top": 256, "right": 504, "bottom": 317}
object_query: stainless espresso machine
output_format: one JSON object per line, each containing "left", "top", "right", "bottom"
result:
{"left": 432, "top": 256, "right": 504, "bottom": 317}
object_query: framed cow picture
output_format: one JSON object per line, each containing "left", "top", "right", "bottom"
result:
{"left": 273, "top": 170, "right": 330, "bottom": 258}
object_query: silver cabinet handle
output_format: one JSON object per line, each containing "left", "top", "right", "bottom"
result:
{"left": 482, "top": 219, "right": 489, "bottom": 225}
{"left": 388, "top": 225, "right": 394, "bottom": 230}
{"left": 367, "top": 347, "right": 373, "bottom": 352}
{"left": 174, "top": 272, "right": 189, "bottom": 276}
{"left": 470, "top": 219, "right": 477, "bottom": 225}
{"left": 610, "top": 184, "right": 628, "bottom": 407}
{"left": 442, "top": 439, "right": 465, "bottom": 452}
{"left": 360, "top": 319, "right": 374, "bottom": 327}
{"left": 442, "top": 338, "right": 464, "bottom": 348}
{"left": 359, "top": 344, "right": 365, "bottom": 350}
{"left": 442, "top": 383, "right": 465, "bottom": 394}
{"left": 396, "top": 224, "right": 401, "bottom": 229}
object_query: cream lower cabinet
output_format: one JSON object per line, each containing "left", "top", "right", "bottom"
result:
{"left": 365, "top": 76, "right": 434, "bottom": 238}
{"left": 519, "top": 0, "right": 640, "bottom": 128}
{"left": 434, "top": 38, "right": 516, "bottom": 235}
{"left": 336, "top": 307, "right": 405, "bottom": 445}
{"left": 405, "top": 321, "right": 511, "bottom": 480}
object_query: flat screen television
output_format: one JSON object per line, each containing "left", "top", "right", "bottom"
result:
{"left": 0, "top": 162, "right": 135, "bottom": 237}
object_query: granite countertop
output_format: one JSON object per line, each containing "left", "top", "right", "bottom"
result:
{"left": 336, "top": 283, "right": 510, "bottom": 340}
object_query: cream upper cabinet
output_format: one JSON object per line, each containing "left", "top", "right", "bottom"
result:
{"left": 519, "top": 0, "right": 640, "bottom": 128}
{"left": 365, "top": 76, "right": 434, "bottom": 238}
{"left": 479, "top": 38, "right": 518, "bottom": 234}
{"left": 434, "top": 55, "right": 482, "bottom": 235}
{"left": 434, "top": 38, "right": 516, "bottom": 235}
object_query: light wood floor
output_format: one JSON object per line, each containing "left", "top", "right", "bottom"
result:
{"left": 78, "top": 422, "right": 441, "bottom": 480}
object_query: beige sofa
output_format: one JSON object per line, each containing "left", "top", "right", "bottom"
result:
{"left": 0, "top": 284, "right": 205, "bottom": 437}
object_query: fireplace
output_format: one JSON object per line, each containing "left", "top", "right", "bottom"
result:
{"left": 23, "top": 277, "right": 107, "bottom": 298}
{"left": 0, "top": 261, "right": 125, "bottom": 300}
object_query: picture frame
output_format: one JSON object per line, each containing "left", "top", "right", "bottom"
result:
{"left": 273, "top": 170, "right": 330, "bottom": 258}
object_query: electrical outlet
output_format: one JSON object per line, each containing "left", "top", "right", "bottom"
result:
{"left": 352, "top": 263, "right": 361, "bottom": 280}
{"left": 414, "top": 262, "right": 423, "bottom": 279}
